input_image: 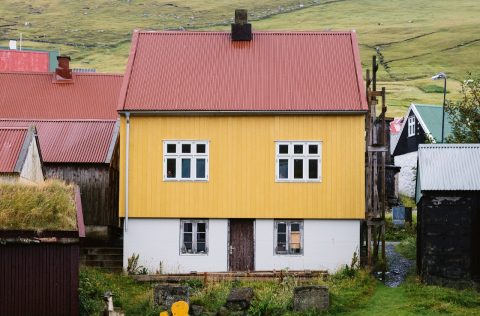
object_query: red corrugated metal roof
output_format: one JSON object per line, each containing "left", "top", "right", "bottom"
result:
{"left": 0, "top": 72, "right": 122, "bottom": 119}
{"left": 0, "top": 120, "right": 116, "bottom": 163}
{"left": 0, "top": 127, "right": 28, "bottom": 172}
{"left": 118, "top": 31, "right": 367, "bottom": 112}
{"left": 0, "top": 50, "right": 49, "bottom": 72}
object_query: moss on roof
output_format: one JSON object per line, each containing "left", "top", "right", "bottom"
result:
{"left": 0, "top": 180, "right": 77, "bottom": 231}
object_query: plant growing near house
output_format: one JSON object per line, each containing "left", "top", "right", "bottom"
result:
{"left": 445, "top": 73, "right": 480, "bottom": 143}
{"left": 127, "top": 253, "right": 147, "bottom": 275}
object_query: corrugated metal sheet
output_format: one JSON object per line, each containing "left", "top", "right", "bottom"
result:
{"left": 0, "top": 72, "right": 122, "bottom": 119}
{"left": 0, "top": 127, "right": 28, "bottom": 172}
{"left": 0, "top": 49, "right": 49, "bottom": 72}
{"left": 0, "top": 120, "right": 116, "bottom": 163}
{"left": 119, "top": 31, "right": 367, "bottom": 112}
{"left": 418, "top": 144, "right": 480, "bottom": 191}
{"left": 0, "top": 243, "right": 79, "bottom": 316}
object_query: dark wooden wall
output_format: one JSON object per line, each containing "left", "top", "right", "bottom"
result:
{"left": 417, "top": 192, "right": 480, "bottom": 287}
{"left": 0, "top": 243, "right": 79, "bottom": 316}
{"left": 44, "top": 163, "right": 119, "bottom": 227}
{"left": 393, "top": 114, "right": 426, "bottom": 156}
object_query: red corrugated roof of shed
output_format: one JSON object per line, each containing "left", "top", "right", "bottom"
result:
{"left": 118, "top": 31, "right": 367, "bottom": 112}
{"left": 0, "top": 50, "right": 49, "bottom": 72}
{"left": 0, "top": 120, "right": 116, "bottom": 163}
{"left": 0, "top": 127, "right": 28, "bottom": 172}
{"left": 0, "top": 72, "right": 123, "bottom": 119}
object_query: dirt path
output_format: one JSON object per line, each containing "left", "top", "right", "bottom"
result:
{"left": 385, "top": 242, "right": 414, "bottom": 287}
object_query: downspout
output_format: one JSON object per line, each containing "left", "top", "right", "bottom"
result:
{"left": 125, "top": 112, "right": 130, "bottom": 232}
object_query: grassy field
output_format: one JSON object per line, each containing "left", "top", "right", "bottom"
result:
{"left": 80, "top": 267, "right": 480, "bottom": 315}
{"left": 0, "top": 0, "right": 478, "bottom": 116}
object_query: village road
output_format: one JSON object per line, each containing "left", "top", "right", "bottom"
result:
{"left": 385, "top": 242, "right": 414, "bottom": 287}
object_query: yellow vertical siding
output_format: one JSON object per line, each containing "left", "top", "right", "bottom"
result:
{"left": 119, "top": 115, "right": 365, "bottom": 219}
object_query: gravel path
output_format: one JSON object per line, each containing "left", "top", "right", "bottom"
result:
{"left": 384, "top": 242, "right": 414, "bottom": 288}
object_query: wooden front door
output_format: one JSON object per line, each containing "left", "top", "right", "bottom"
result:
{"left": 229, "top": 219, "right": 254, "bottom": 271}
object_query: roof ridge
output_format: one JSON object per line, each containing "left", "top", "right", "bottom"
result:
{"left": 137, "top": 30, "right": 355, "bottom": 35}
{"left": 0, "top": 71, "right": 122, "bottom": 77}
{"left": 0, "top": 119, "right": 117, "bottom": 123}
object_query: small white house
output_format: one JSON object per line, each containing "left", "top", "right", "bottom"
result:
{"left": 0, "top": 126, "right": 43, "bottom": 184}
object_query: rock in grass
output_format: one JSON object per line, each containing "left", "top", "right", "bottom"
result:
{"left": 225, "top": 287, "right": 254, "bottom": 311}
{"left": 293, "top": 285, "right": 329, "bottom": 312}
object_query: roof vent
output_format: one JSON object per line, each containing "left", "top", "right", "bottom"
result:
{"left": 55, "top": 55, "right": 73, "bottom": 81}
{"left": 231, "top": 9, "right": 252, "bottom": 41}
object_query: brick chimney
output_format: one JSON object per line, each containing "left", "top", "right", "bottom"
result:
{"left": 231, "top": 9, "right": 252, "bottom": 41}
{"left": 54, "top": 56, "right": 73, "bottom": 81}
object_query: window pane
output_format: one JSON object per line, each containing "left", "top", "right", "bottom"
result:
{"left": 294, "top": 144, "right": 303, "bottom": 154}
{"left": 294, "top": 159, "right": 303, "bottom": 179}
{"left": 184, "top": 232, "right": 193, "bottom": 243}
{"left": 167, "top": 144, "right": 176, "bottom": 153}
{"left": 279, "top": 144, "right": 288, "bottom": 154}
{"left": 309, "top": 144, "right": 318, "bottom": 154}
{"left": 279, "top": 159, "right": 288, "bottom": 179}
{"left": 277, "top": 233, "right": 286, "bottom": 243}
{"left": 182, "top": 159, "right": 191, "bottom": 178}
{"left": 196, "top": 159, "right": 206, "bottom": 178}
{"left": 197, "top": 232, "right": 206, "bottom": 243}
{"left": 184, "top": 242, "right": 193, "bottom": 253}
{"left": 197, "top": 242, "right": 206, "bottom": 252}
{"left": 277, "top": 243, "right": 287, "bottom": 252}
{"left": 291, "top": 223, "right": 300, "bottom": 231}
{"left": 196, "top": 144, "right": 206, "bottom": 153}
{"left": 182, "top": 144, "right": 191, "bottom": 153}
{"left": 309, "top": 159, "right": 318, "bottom": 179}
{"left": 197, "top": 222, "right": 206, "bottom": 232}
{"left": 278, "top": 223, "right": 286, "bottom": 233}
{"left": 184, "top": 222, "right": 192, "bottom": 232}
{"left": 167, "top": 159, "right": 176, "bottom": 178}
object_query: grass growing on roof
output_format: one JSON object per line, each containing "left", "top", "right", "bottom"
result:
{"left": 0, "top": 180, "right": 77, "bottom": 231}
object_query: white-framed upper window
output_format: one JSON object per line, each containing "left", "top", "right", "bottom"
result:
{"left": 275, "top": 141, "right": 322, "bottom": 182}
{"left": 408, "top": 116, "right": 416, "bottom": 137}
{"left": 163, "top": 140, "right": 209, "bottom": 181}
{"left": 180, "top": 220, "right": 208, "bottom": 255}
{"left": 274, "top": 220, "right": 304, "bottom": 255}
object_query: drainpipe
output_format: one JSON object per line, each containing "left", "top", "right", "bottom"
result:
{"left": 125, "top": 112, "right": 130, "bottom": 232}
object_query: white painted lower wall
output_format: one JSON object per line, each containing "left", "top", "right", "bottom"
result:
{"left": 124, "top": 218, "right": 360, "bottom": 273}
{"left": 124, "top": 219, "right": 229, "bottom": 273}
{"left": 394, "top": 151, "right": 418, "bottom": 198}
{"left": 255, "top": 219, "right": 359, "bottom": 272}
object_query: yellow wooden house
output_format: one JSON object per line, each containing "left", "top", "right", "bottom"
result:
{"left": 118, "top": 18, "right": 367, "bottom": 273}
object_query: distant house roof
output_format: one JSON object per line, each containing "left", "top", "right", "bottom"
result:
{"left": 0, "top": 120, "right": 118, "bottom": 164}
{"left": 0, "top": 49, "right": 51, "bottom": 72}
{"left": 0, "top": 126, "right": 38, "bottom": 173}
{"left": 413, "top": 104, "right": 453, "bottom": 142}
{"left": 0, "top": 72, "right": 123, "bottom": 120}
{"left": 417, "top": 144, "right": 480, "bottom": 197}
{"left": 118, "top": 31, "right": 367, "bottom": 112}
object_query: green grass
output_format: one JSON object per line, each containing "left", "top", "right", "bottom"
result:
{"left": 0, "top": 180, "right": 77, "bottom": 231}
{"left": 79, "top": 267, "right": 480, "bottom": 315}
{"left": 419, "top": 85, "right": 450, "bottom": 94}
{"left": 395, "top": 236, "right": 416, "bottom": 260}
{"left": 79, "top": 267, "right": 160, "bottom": 316}
{"left": 1, "top": 0, "right": 478, "bottom": 117}
{"left": 385, "top": 211, "right": 417, "bottom": 241}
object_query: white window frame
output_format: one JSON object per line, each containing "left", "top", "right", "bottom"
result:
{"left": 163, "top": 140, "right": 209, "bottom": 181}
{"left": 408, "top": 116, "right": 416, "bottom": 137}
{"left": 275, "top": 141, "right": 322, "bottom": 182}
{"left": 274, "top": 220, "right": 304, "bottom": 255}
{"left": 180, "top": 220, "right": 209, "bottom": 255}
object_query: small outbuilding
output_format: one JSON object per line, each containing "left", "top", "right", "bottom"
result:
{"left": 0, "top": 126, "right": 44, "bottom": 184}
{"left": 416, "top": 144, "right": 480, "bottom": 287}
{"left": 0, "top": 180, "right": 85, "bottom": 316}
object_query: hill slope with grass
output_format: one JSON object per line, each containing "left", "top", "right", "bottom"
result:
{"left": 0, "top": 0, "right": 478, "bottom": 116}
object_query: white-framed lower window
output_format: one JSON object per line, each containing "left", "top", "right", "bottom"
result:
{"left": 163, "top": 140, "right": 209, "bottom": 181}
{"left": 274, "top": 220, "right": 304, "bottom": 255}
{"left": 408, "top": 116, "right": 416, "bottom": 137}
{"left": 180, "top": 220, "right": 208, "bottom": 255}
{"left": 275, "top": 141, "right": 322, "bottom": 182}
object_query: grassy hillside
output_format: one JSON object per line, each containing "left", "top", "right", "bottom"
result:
{"left": 0, "top": 0, "right": 478, "bottom": 116}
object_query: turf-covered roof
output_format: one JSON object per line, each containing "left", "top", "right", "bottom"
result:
{"left": 0, "top": 180, "right": 78, "bottom": 231}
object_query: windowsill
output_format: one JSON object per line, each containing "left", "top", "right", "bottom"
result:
{"left": 276, "top": 179, "right": 322, "bottom": 183}
{"left": 164, "top": 179, "right": 209, "bottom": 182}
{"left": 274, "top": 254, "right": 304, "bottom": 257}
{"left": 180, "top": 253, "right": 209, "bottom": 256}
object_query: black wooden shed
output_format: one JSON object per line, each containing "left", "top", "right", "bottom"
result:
{"left": 416, "top": 144, "right": 480, "bottom": 287}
